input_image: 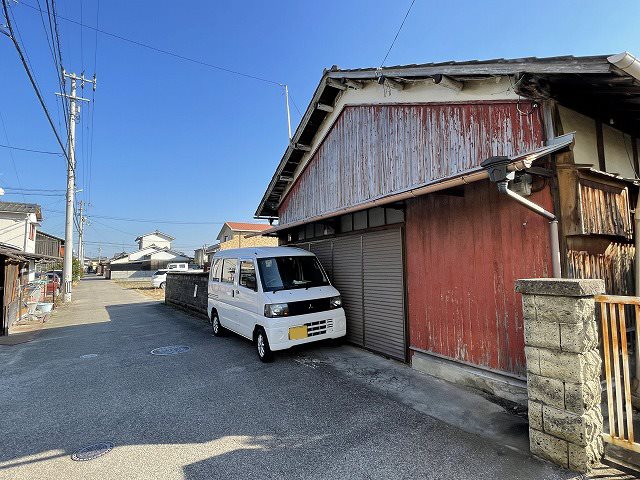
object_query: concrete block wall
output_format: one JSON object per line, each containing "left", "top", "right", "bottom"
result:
{"left": 165, "top": 272, "right": 209, "bottom": 317}
{"left": 219, "top": 234, "right": 278, "bottom": 250}
{"left": 515, "top": 278, "right": 605, "bottom": 473}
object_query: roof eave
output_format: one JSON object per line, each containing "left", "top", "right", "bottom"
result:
{"left": 254, "top": 54, "right": 624, "bottom": 219}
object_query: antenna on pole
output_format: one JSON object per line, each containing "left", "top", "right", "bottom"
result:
{"left": 283, "top": 84, "right": 292, "bottom": 140}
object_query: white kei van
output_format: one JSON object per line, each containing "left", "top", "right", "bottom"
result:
{"left": 207, "top": 246, "right": 346, "bottom": 362}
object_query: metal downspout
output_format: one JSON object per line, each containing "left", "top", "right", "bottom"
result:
{"left": 497, "top": 181, "right": 562, "bottom": 278}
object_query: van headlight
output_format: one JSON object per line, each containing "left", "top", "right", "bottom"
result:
{"left": 329, "top": 296, "right": 342, "bottom": 309}
{"left": 264, "top": 303, "right": 289, "bottom": 318}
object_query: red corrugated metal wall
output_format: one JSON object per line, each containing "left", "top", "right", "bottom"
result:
{"left": 405, "top": 181, "right": 553, "bottom": 377}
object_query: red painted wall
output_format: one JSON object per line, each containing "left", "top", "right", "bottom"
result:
{"left": 405, "top": 180, "right": 553, "bottom": 377}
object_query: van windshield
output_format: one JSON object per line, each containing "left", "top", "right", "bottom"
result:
{"left": 153, "top": 270, "right": 167, "bottom": 276}
{"left": 257, "top": 256, "right": 329, "bottom": 292}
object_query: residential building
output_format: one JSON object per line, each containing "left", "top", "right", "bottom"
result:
{"left": 194, "top": 243, "right": 220, "bottom": 268}
{"left": 135, "top": 231, "right": 174, "bottom": 250}
{"left": 0, "top": 202, "right": 42, "bottom": 254}
{"left": 255, "top": 53, "right": 640, "bottom": 402}
{"left": 106, "top": 232, "right": 191, "bottom": 280}
{"left": 216, "top": 222, "right": 277, "bottom": 250}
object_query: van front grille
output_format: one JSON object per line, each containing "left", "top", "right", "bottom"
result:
{"left": 306, "top": 319, "right": 327, "bottom": 336}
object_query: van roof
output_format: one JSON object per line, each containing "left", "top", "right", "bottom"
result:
{"left": 213, "top": 246, "right": 314, "bottom": 259}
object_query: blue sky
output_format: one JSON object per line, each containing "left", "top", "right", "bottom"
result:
{"left": 1, "top": 0, "right": 639, "bottom": 257}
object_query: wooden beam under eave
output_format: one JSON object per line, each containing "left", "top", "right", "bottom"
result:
{"left": 325, "top": 78, "right": 347, "bottom": 91}
{"left": 316, "top": 103, "right": 334, "bottom": 113}
{"left": 596, "top": 120, "right": 606, "bottom": 171}
{"left": 292, "top": 143, "right": 311, "bottom": 152}
{"left": 344, "top": 79, "right": 363, "bottom": 89}
{"left": 379, "top": 76, "right": 404, "bottom": 90}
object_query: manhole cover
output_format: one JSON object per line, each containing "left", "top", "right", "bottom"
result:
{"left": 80, "top": 354, "right": 98, "bottom": 359}
{"left": 150, "top": 345, "right": 190, "bottom": 356}
{"left": 71, "top": 442, "right": 114, "bottom": 461}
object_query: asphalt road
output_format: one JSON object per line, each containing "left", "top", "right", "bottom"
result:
{"left": 0, "top": 276, "right": 577, "bottom": 479}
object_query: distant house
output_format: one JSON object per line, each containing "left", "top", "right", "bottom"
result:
{"left": 194, "top": 243, "right": 220, "bottom": 268}
{"left": 106, "top": 232, "right": 191, "bottom": 280}
{"left": 135, "top": 231, "right": 174, "bottom": 250}
{"left": 216, "top": 222, "right": 277, "bottom": 250}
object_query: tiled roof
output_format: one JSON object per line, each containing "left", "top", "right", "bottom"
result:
{"left": 225, "top": 222, "right": 271, "bottom": 232}
{"left": 0, "top": 201, "right": 42, "bottom": 220}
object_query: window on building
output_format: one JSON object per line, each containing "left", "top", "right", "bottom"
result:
{"left": 353, "top": 210, "right": 368, "bottom": 230}
{"left": 368, "top": 207, "right": 385, "bottom": 227}
{"left": 221, "top": 258, "right": 237, "bottom": 284}
{"left": 29, "top": 224, "right": 36, "bottom": 241}
{"left": 305, "top": 223, "right": 314, "bottom": 239}
{"left": 339, "top": 214, "right": 353, "bottom": 233}
{"left": 385, "top": 207, "right": 405, "bottom": 224}
{"left": 239, "top": 260, "right": 257, "bottom": 291}
{"left": 223, "top": 235, "right": 230, "bottom": 242}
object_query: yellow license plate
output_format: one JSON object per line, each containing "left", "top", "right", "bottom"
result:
{"left": 289, "top": 325, "right": 308, "bottom": 340}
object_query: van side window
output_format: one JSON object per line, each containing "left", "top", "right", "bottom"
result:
{"left": 221, "top": 259, "right": 237, "bottom": 284}
{"left": 239, "top": 260, "right": 257, "bottom": 291}
{"left": 211, "top": 259, "right": 222, "bottom": 282}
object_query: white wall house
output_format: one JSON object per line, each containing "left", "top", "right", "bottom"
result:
{"left": 108, "top": 231, "right": 190, "bottom": 280}
{"left": 135, "top": 231, "right": 174, "bottom": 250}
{"left": 0, "top": 202, "right": 42, "bottom": 254}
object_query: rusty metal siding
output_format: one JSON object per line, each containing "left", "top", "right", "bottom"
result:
{"left": 280, "top": 102, "right": 544, "bottom": 224}
{"left": 405, "top": 180, "right": 553, "bottom": 377}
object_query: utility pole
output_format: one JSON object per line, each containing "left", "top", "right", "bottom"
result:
{"left": 57, "top": 70, "right": 96, "bottom": 302}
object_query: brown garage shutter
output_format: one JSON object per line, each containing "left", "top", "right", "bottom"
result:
{"left": 332, "top": 235, "right": 364, "bottom": 346}
{"left": 362, "top": 229, "right": 405, "bottom": 361}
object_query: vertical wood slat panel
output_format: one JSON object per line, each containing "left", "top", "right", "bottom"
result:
{"left": 618, "top": 304, "right": 634, "bottom": 443}
{"left": 609, "top": 303, "right": 625, "bottom": 438}
{"left": 280, "top": 102, "right": 544, "bottom": 225}
{"left": 601, "top": 302, "right": 616, "bottom": 437}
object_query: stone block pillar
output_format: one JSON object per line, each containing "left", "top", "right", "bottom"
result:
{"left": 515, "top": 278, "right": 605, "bottom": 473}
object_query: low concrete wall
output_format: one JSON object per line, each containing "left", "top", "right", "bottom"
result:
{"left": 165, "top": 272, "right": 208, "bottom": 318}
{"left": 110, "top": 270, "right": 154, "bottom": 280}
{"left": 411, "top": 350, "right": 527, "bottom": 405}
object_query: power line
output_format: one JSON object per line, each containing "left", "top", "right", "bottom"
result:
{"left": 1, "top": 0, "right": 70, "bottom": 162}
{"left": 87, "top": 0, "right": 99, "bottom": 205}
{"left": 380, "top": 0, "right": 417, "bottom": 67}
{"left": 42, "top": 208, "right": 227, "bottom": 225}
{"left": 3, "top": 192, "right": 65, "bottom": 196}
{"left": 20, "top": 0, "right": 283, "bottom": 86}
{"left": 0, "top": 143, "right": 62, "bottom": 155}
{"left": 4, "top": 186, "right": 65, "bottom": 191}
{"left": 34, "top": 0, "right": 68, "bottom": 138}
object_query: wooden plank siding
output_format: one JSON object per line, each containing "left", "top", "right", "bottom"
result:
{"left": 405, "top": 181, "right": 554, "bottom": 377}
{"left": 279, "top": 102, "right": 544, "bottom": 225}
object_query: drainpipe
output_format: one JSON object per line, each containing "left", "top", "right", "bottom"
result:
{"left": 482, "top": 156, "right": 561, "bottom": 278}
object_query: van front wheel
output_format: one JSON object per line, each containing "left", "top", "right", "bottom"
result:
{"left": 256, "top": 328, "right": 273, "bottom": 363}
{"left": 211, "top": 312, "right": 224, "bottom": 337}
